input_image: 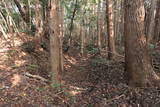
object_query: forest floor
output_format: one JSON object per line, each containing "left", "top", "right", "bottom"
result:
{"left": 0, "top": 34, "right": 160, "bottom": 107}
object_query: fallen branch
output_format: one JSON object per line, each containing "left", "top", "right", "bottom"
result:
{"left": 106, "top": 51, "right": 125, "bottom": 58}
{"left": 106, "top": 94, "right": 124, "bottom": 103}
{"left": 23, "top": 72, "right": 49, "bottom": 82}
{"left": 0, "top": 86, "right": 10, "bottom": 90}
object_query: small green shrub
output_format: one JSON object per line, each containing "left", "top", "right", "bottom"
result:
{"left": 7, "top": 50, "right": 18, "bottom": 57}
{"left": 26, "top": 64, "right": 38, "bottom": 70}
{"left": 36, "top": 87, "right": 46, "bottom": 92}
{"left": 149, "top": 43, "right": 156, "bottom": 49}
{"left": 90, "top": 57, "right": 108, "bottom": 67}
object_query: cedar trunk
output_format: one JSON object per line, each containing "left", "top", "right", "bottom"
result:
{"left": 97, "top": 0, "right": 102, "bottom": 51}
{"left": 153, "top": 0, "right": 160, "bottom": 42}
{"left": 124, "top": 0, "right": 160, "bottom": 87}
{"left": 106, "top": 0, "right": 116, "bottom": 59}
{"left": 50, "top": 0, "right": 63, "bottom": 84}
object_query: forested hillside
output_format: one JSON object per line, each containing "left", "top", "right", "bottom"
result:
{"left": 0, "top": 0, "right": 160, "bottom": 106}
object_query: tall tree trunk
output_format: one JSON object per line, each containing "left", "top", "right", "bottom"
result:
{"left": 153, "top": 0, "right": 160, "bottom": 43}
{"left": 13, "top": 0, "right": 30, "bottom": 27}
{"left": 59, "top": 1, "right": 64, "bottom": 73}
{"left": 120, "top": 0, "right": 124, "bottom": 48}
{"left": 146, "top": 0, "right": 157, "bottom": 43}
{"left": 124, "top": 0, "right": 160, "bottom": 87}
{"left": 80, "top": 26, "right": 85, "bottom": 56}
{"left": 97, "top": 0, "right": 102, "bottom": 51}
{"left": 35, "top": 0, "right": 43, "bottom": 37}
{"left": 13, "top": 0, "right": 26, "bottom": 22}
{"left": 68, "top": 0, "right": 78, "bottom": 47}
{"left": 106, "top": 0, "right": 116, "bottom": 59}
{"left": 50, "top": 0, "right": 63, "bottom": 85}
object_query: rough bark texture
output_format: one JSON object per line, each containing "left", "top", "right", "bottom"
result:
{"left": 35, "top": 0, "right": 41, "bottom": 31}
{"left": 35, "top": 0, "right": 43, "bottom": 38}
{"left": 146, "top": 0, "right": 157, "bottom": 43}
{"left": 50, "top": 0, "right": 63, "bottom": 84}
{"left": 97, "top": 0, "right": 102, "bottom": 51}
{"left": 106, "top": 0, "right": 116, "bottom": 59}
{"left": 153, "top": 0, "right": 160, "bottom": 42}
{"left": 80, "top": 26, "right": 85, "bottom": 56}
{"left": 124, "top": 0, "right": 160, "bottom": 87}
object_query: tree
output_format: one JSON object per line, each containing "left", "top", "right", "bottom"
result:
{"left": 50, "top": 0, "right": 63, "bottom": 85}
{"left": 35, "top": 0, "right": 42, "bottom": 37}
{"left": 124, "top": 0, "right": 160, "bottom": 87}
{"left": 153, "top": 0, "right": 160, "bottom": 42}
{"left": 68, "top": 0, "right": 79, "bottom": 47}
{"left": 97, "top": 0, "right": 102, "bottom": 51}
{"left": 13, "top": 0, "right": 30, "bottom": 27}
{"left": 145, "top": 0, "right": 157, "bottom": 43}
{"left": 106, "top": 0, "right": 116, "bottom": 59}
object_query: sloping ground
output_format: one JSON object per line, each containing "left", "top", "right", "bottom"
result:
{"left": 0, "top": 33, "right": 160, "bottom": 106}
{"left": 63, "top": 50, "right": 160, "bottom": 107}
{"left": 0, "top": 33, "right": 60, "bottom": 106}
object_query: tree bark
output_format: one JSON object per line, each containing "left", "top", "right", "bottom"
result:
{"left": 35, "top": 0, "right": 43, "bottom": 37}
{"left": 97, "top": 0, "right": 102, "bottom": 51}
{"left": 50, "top": 0, "right": 63, "bottom": 85}
{"left": 153, "top": 0, "right": 160, "bottom": 43}
{"left": 124, "top": 0, "right": 160, "bottom": 87}
{"left": 80, "top": 26, "right": 85, "bottom": 56}
{"left": 145, "top": 0, "right": 157, "bottom": 43}
{"left": 106, "top": 0, "right": 116, "bottom": 59}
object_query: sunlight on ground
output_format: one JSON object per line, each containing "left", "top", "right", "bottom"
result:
{"left": 21, "top": 52, "right": 27, "bottom": 56}
{"left": 15, "top": 60, "right": 26, "bottom": 67}
{"left": 0, "top": 65, "right": 12, "bottom": 71}
{"left": 64, "top": 64, "right": 71, "bottom": 69}
{"left": 66, "top": 56, "right": 77, "bottom": 65}
{"left": 68, "top": 86, "right": 86, "bottom": 96}
{"left": 68, "top": 58, "right": 76, "bottom": 64}
{"left": 11, "top": 74, "right": 26, "bottom": 87}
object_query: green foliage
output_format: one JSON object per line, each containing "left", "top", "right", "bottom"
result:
{"left": 22, "top": 0, "right": 29, "bottom": 4}
{"left": 19, "top": 26, "right": 35, "bottom": 36}
{"left": 86, "top": 44, "right": 99, "bottom": 54}
{"left": 88, "top": 48, "right": 99, "bottom": 54}
{"left": 90, "top": 57, "right": 108, "bottom": 67}
{"left": 7, "top": 50, "right": 18, "bottom": 57}
{"left": 51, "top": 83, "right": 61, "bottom": 88}
{"left": 11, "top": 12, "right": 21, "bottom": 24}
{"left": 91, "top": 0, "right": 97, "bottom": 3}
{"left": 148, "top": 43, "right": 156, "bottom": 49}
{"left": 26, "top": 64, "right": 38, "bottom": 70}
{"left": 21, "top": 41, "right": 36, "bottom": 54}
{"left": 86, "top": 44, "right": 96, "bottom": 51}
{"left": 87, "top": 104, "right": 94, "bottom": 107}
{"left": 77, "top": 66, "right": 85, "bottom": 72}
{"left": 39, "top": 0, "right": 48, "bottom": 4}
{"left": 36, "top": 87, "right": 46, "bottom": 92}
{"left": 31, "top": 24, "right": 36, "bottom": 35}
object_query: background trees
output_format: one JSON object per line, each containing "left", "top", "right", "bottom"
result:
{"left": 0, "top": 0, "right": 159, "bottom": 86}
{"left": 1, "top": 0, "right": 160, "bottom": 106}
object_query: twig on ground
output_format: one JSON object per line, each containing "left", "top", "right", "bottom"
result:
{"left": 106, "top": 51, "right": 125, "bottom": 58}
{"left": 23, "top": 72, "right": 49, "bottom": 82}
{"left": 106, "top": 94, "right": 124, "bottom": 103}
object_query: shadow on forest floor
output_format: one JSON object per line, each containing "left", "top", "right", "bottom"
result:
{"left": 0, "top": 33, "right": 160, "bottom": 107}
